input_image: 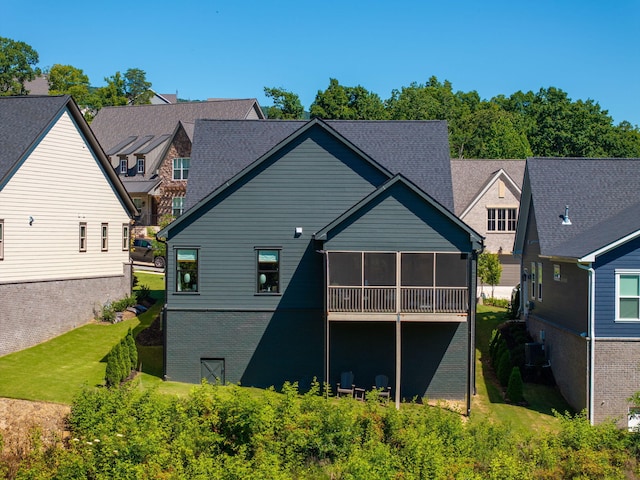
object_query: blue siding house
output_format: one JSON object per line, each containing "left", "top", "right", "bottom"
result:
{"left": 158, "top": 119, "right": 483, "bottom": 411}
{"left": 514, "top": 157, "right": 640, "bottom": 426}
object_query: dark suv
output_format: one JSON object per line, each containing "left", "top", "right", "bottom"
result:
{"left": 130, "top": 238, "right": 165, "bottom": 269}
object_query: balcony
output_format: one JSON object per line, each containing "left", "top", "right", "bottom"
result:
{"left": 326, "top": 251, "right": 470, "bottom": 323}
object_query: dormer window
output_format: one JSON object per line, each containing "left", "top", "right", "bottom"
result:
{"left": 137, "top": 156, "right": 145, "bottom": 175}
{"left": 173, "top": 157, "right": 190, "bottom": 180}
{"left": 119, "top": 158, "right": 127, "bottom": 174}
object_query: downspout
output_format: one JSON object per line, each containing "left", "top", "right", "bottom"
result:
{"left": 155, "top": 233, "right": 169, "bottom": 381}
{"left": 577, "top": 262, "right": 595, "bottom": 425}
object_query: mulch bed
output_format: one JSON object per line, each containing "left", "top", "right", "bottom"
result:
{"left": 136, "top": 315, "right": 162, "bottom": 346}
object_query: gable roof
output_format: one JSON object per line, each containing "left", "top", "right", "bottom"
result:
{"left": 0, "top": 95, "right": 137, "bottom": 216}
{"left": 314, "top": 174, "right": 483, "bottom": 249}
{"left": 450, "top": 159, "right": 525, "bottom": 216}
{"left": 185, "top": 118, "right": 454, "bottom": 211}
{"left": 514, "top": 157, "right": 640, "bottom": 261}
{"left": 90, "top": 98, "right": 265, "bottom": 155}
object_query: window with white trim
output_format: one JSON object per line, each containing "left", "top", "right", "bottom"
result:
{"left": 122, "top": 224, "right": 130, "bottom": 251}
{"left": 487, "top": 208, "right": 517, "bottom": 232}
{"left": 257, "top": 248, "right": 280, "bottom": 293}
{"left": 616, "top": 270, "right": 640, "bottom": 321}
{"left": 136, "top": 156, "right": 145, "bottom": 174}
{"left": 119, "top": 157, "right": 127, "bottom": 174}
{"left": 0, "top": 219, "right": 4, "bottom": 260}
{"left": 173, "top": 157, "right": 190, "bottom": 180}
{"left": 172, "top": 197, "right": 184, "bottom": 217}
{"left": 101, "top": 223, "right": 108, "bottom": 251}
{"left": 79, "top": 222, "right": 87, "bottom": 252}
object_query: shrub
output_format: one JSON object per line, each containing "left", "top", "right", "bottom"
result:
{"left": 497, "top": 349, "right": 512, "bottom": 387}
{"left": 484, "top": 297, "right": 510, "bottom": 308}
{"left": 506, "top": 367, "right": 524, "bottom": 403}
{"left": 135, "top": 284, "right": 151, "bottom": 302}
{"left": 127, "top": 329, "right": 138, "bottom": 371}
{"left": 105, "top": 350, "right": 119, "bottom": 387}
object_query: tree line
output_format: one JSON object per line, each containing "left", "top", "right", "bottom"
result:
{"left": 3, "top": 35, "right": 639, "bottom": 158}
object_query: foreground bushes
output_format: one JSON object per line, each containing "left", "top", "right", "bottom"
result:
{"left": 8, "top": 382, "right": 640, "bottom": 479}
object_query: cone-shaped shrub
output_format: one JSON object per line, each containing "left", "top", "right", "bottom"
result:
{"left": 506, "top": 366, "right": 524, "bottom": 403}
{"left": 127, "top": 329, "right": 138, "bottom": 371}
{"left": 105, "top": 350, "right": 119, "bottom": 387}
{"left": 497, "top": 349, "right": 512, "bottom": 387}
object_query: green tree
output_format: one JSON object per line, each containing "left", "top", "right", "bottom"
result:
{"left": 123, "top": 68, "right": 152, "bottom": 105}
{"left": 0, "top": 36, "right": 41, "bottom": 95}
{"left": 310, "top": 78, "right": 387, "bottom": 119}
{"left": 478, "top": 252, "right": 502, "bottom": 298}
{"left": 263, "top": 86, "right": 305, "bottom": 119}
{"left": 47, "top": 64, "right": 91, "bottom": 106}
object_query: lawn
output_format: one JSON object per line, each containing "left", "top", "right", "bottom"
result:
{"left": 0, "top": 271, "right": 192, "bottom": 404}
{"left": 472, "top": 304, "right": 573, "bottom": 433}
{"left": 0, "top": 277, "right": 574, "bottom": 433}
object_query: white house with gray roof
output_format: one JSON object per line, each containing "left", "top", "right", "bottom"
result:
{"left": 0, "top": 95, "right": 137, "bottom": 357}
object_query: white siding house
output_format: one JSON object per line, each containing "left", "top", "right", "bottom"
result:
{"left": 0, "top": 96, "right": 137, "bottom": 357}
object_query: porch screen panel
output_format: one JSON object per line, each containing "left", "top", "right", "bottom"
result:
{"left": 435, "top": 253, "right": 468, "bottom": 287}
{"left": 328, "top": 252, "right": 361, "bottom": 286}
{"left": 401, "top": 253, "right": 434, "bottom": 286}
{"left": 364, "top": 252, "right": 396, "bottom": 286}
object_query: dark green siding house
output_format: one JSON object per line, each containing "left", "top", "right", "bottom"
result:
{"left": 158, "top": 119, "right": 483, "bottom": 412}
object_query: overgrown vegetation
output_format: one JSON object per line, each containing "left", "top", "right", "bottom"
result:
{"left": 6, "top": 382, "right": 640, "bottom": 479}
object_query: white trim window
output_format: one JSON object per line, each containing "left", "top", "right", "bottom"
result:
{"left": 487, "top": 207, "right": 517, "bottom": 232}
{"left": 173, "top": 157, "right": 190, "bottom": 180}
{"left": 616, "top": 270, "right": 640, "bottom": 321}
{"left": 172, "top": 197, "right": 184, "bottom": 217}
{"left": 119, "top": 157, "right": 127, "bottom": 174}
{"left": 122, "top": 223, "right": 130, "bottom": 251}
{"left": 136, "top": 156, "right": 145, "bottom": 174}
{"left": 101, "top": 223, "right": 108, "bottom": 251}
{"left": 0, "top": 219, "right": 4, "bottom": 260}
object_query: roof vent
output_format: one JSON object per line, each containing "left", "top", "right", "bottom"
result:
{"left": 559, "top": 205, "right": 572, "bottom": 225}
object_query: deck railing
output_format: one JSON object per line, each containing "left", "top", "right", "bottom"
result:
{"left": 328, "top": 286, "right": 468, "bottom": 313}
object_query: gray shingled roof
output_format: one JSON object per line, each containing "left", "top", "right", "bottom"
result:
{"left": 185, "top": 119, "right": 453, "bottom": 211}
{"left": 90, "top": 99, "right": 265, "bottom": 152}
{"left": 450, "top": 159, "right": 526, "bottom": 215}
{"left": 0, "top": 95, "right": 69, "bottom": 186}
{"left": 525, "top": 157, "right": 640, "bottom": 259}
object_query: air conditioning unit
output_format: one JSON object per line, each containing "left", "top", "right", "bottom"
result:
{"left": 525, "top": 342, "right": 545, "bottom": 366}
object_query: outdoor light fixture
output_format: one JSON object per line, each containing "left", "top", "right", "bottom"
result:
{"left": 295, "top": 227, "right": 303, "bottom": 237}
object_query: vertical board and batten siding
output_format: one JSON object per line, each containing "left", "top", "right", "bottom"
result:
{"left": 594, "top": 236, "right": 640, "bottom": 337}
{"left": 166, "top": 129, "right": 387, "bottom": 311}
{"left": 0, "top": 110, "right": 131, "bottom": 283}
{"left": 322, "top": 182, "right": 472, "bottom": 253}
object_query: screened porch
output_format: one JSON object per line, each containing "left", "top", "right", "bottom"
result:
{"left": 326, "top": 251, "right": 469, "bottom": 321}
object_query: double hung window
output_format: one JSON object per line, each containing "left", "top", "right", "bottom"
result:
{"left": 616, "top": 271, "right": 640, "bottom": 321}
{"left": 487, "top": 208, "right": 517, "bottom": 232}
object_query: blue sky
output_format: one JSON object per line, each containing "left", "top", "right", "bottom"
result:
{"left": 3, "top": 1, "right": 639, "bottom": 125}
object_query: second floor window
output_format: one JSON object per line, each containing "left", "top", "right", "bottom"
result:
{"left": 257, "top": 249, "right": 280, "bottom": 293}
{"left": 487, "top": 208, "right": 517, "bottom": 232}
{"left": 137, "top": 157, "right": 145, "bottom": 174}
{"left": 119, "top": 158, "right": 127, "bottom": 174}
{"left": 122, "top": 224, "right": 130, "bottom": 251}
{"left": 617, "top": 271, "right": 640, "bottom": 321}
{"left": 173, "top": 157, "right": 190, "bottom": 180}
{"left": 172, "top": 197, "right": 184, "bottom": 217}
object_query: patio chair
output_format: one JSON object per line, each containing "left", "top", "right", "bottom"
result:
{"left": 373, "top": 374, "right": 391, "bottom": 401}
{"left": 336, "top": 371, "right": 355, "bottom": 397}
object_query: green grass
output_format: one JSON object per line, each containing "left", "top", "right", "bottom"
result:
{"left": 472, "top": 305, "right": 573, "bottom": 432}
{"left": 0, "top": 272, "right": 192, "bottom": 403}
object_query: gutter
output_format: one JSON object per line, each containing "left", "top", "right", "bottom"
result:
{"left": 577, "top": 262, "right": 595, "bottom": 425}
